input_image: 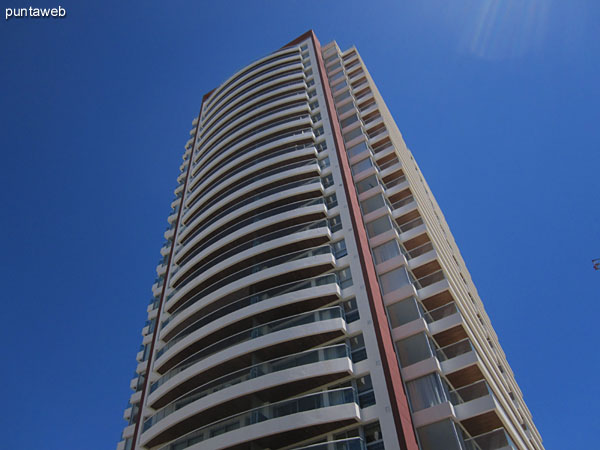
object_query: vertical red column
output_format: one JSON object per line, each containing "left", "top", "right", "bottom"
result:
{"left": 309, "top": 30, "right": 419, "bottom": 450}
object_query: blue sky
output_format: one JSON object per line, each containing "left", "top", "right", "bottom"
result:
{"left": 0, "top": 1, "right": 598, "bottom": 448}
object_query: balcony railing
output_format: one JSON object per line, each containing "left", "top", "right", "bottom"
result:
{"left": 390, "top": 195, "right": 415, "bottom": 210}
{"left": 177, "top": 196, "right": 325, "bottom": 266}
{"left": 151, "top": 306, "right": 345, "bottom": 393}
{"left": 169, "top": 243, "right": 333, "bottom": 316}
{"left": 397, "top": 216, "right": 423, "bottom": 233}
{"left": 413, "top": 269, "right": 445, "bottom": 290}
{"left": 448, "top": 379, "right": 493, "bottom": 406}
{"left": 293, "top": 437, "right": 365, "bottom": 450}
{"left": 158, "top": 387, "right": 357, "bottom": 450}
{"left": 463, "top": 428, "right": 517, "bottom": 450}
{"left": 144, "top": 344, "right": 350, "bottom": 432}
{"left": 406, "top": 241, "right": 434, "bottom": 260}
{"left": 422, "top": 301, "right": 458, "bottom": 324}
{"left": 162, "top": 272, "right": 337, "bottom": 333}
{"left": 436, "top": 338, "right": 474, "bottom": 362}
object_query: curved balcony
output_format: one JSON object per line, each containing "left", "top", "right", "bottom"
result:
{"left": 184, "top": 145, "right": 316, "bottom": 222}
{"left": 193, "top": 113, "right": 312, "bottom": 183}
{"left": 199, "top": 70, "right": 306, "bottom": 151}
{"left": 155, "top": 274, "right": 340, "bottom": 374}
{"left": 178, "top": 176, "right": 323, "bottom": 253}
{"left": 180, "top": 162, "right": 319, "bottom": 243}
{"left": 140, "top": 345, "right": 353, "bottom": 448}
{"left": 197, "top": 83, "right": 308, "bottom": 163}
{"left": 188, "top": 127, "right": 314, "bottom": 196}
{"left": 148, "top": 307, "right": 348, "bottom": 408}
{"left": 166, "top": 243, "right": 335, "bottom": 318}
{"left": 172, "top": 217, "right": 329, "bottom": 290}
{"left": 197, "top": 102, "right": 309, "bottom": 174}
{"left": 175, "top": 196, "right": 326, "bottom": 268}
{"left": 156, "top": 387, "right": 359, "bottom": 450}
{"left": 204, "top": 48, "right": 300, "bottom": 119}
{"left": 162, "top": 272, "right": 339, "bottom": 343}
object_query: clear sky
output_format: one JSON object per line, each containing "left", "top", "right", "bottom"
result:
{"left": 1, "top": 1, "right": 598, "bottom": 448}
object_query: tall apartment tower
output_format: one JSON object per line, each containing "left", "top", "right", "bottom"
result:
{"left": 118, "top": 31, "right": 543, "bottom": 450}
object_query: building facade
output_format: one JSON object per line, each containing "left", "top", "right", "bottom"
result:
{"left": 118, "top": 31, "right": 543, "bottom": 450}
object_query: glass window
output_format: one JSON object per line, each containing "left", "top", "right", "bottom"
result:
{"left": 361, "top": 194, "right": 385, "bottom": 214}
{"left": 315, "top": 141, "right": 327, "bottom": 153}
{"left": 344, "top": 126, "right": 363, "bottom": 143}
{"left": 395, "top": 332, "right": 434, "bottom": 367}
{"left": 347, "top": 140, "right": 368, "bottom": 159}
{"left": 328, "top": 61, "right": 342, "bottom": 73}
{"left": 366, "top": 215, "right": 392, "bottom": 238}
{"left": 310, "top": 100, "right": 319, "bottom": 110}
{"left": 335, "top": 90, "right": 351, "bottom": 104}
{"left": 337, "top": 101, "right": 355, "bottom": 115}
{"left": 379, "top": 267, "right": 410, "bottom": 294}
{"left": 328, "top": 215, "right": 342, "bottom": 233}
{"left": 334, "top": 80, "right": 348, "bottom": 91}
{"left": 341, "top": 297, "right": 359, "bottom": 323}
{"left": 351, "top": 157, "right": 372, "bottom": 176}
{"left": 325, "top": 54, "right": 338, "bottom": 65}
{"left": 373, "top": 240, "right": 400, "bottom": 265}
{"left": 349, "top": 334, "right": 366, "bottom": 362}
{"left": 407, "top": 373, "right": 448, "bottom": 412}
{"left": 364, "top": 422, "right": 384, "bottom": 450}
{"left": 314, "top": 126, "right": 325, "bottom": 137}
{"left": 356, "top": 175, "right": 378, "bottom": 194}
{"left": 330, "top": 70, "right": 346, "bottom": 83}
{"left": 357, "top": 375, "right": 376, "bottom": 408}
{"left": 387, "top": 297, "right": 421, "bottom": 328}
{"left": 319, "top": 156, "right": 330, "bottom": 169}
{"left": 341, "top": 113, "right": 358, "bottom": 129}
{"left": 416, "top": 420, "right": 463, "bottom": 450}
{"left": 332, "top": 239, "right": 347, "bottom": 258}
{"left": 325, "top": 193, "right": 338, "bottom": 208}
{"left": 322, "top": 175, "right": 334, "bottom": 189}
{"left": 338, "top": 267, "right": 353, "bottom": 289}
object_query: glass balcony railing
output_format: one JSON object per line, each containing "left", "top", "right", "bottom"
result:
{"left": 205, "top": 52, "right": 301, "bottom": 116}
{"left": 463, "top": 428, "right": 518, "bottom": 450}
{"left": 436, "top": 338, "right": 474, "bottom": 362}
{"left": 397, "top": 216, "right": 424, "bottom": 233}
{"left": 187, "top": 141, "right": 311, "bottom": 217}
{"left": 182, "top": 176, "right": 321, "bottom": 245}
{"left": 169, "top": 243, "right": 333, "bottom": 316}
{"left": 144, "top": 344, "right": 350, "bottom": 432}
{"left": 448, "top": 379, "right": 494, "bottom": 406}
{"left": 177, "top": 196, "right": 325, "bottom": 266}
{"left": 151, "top": 306, "right": 345, "bottom": 393}
{"left": 158, "top": 387, "right": 357, "bottom": 450}
{"left": 203, "top": 100, "right": 307, "bottom": 160}
{"left": 162, "top": 272, "right": 337, "bottom": 332}
{"left": 406, "top": 241, "right": 434, "bottom": 260}
{"left": 413, "top": 269, "right": 445, "bottom": 290}
{"left": 390, "top": 195, "right": 415, "bottom": 210}
{"left": 293, "top": 437, "right": 365, "bottom": 450}
{"left": 182, "top": 170, "right": 319, "bottom": 241}
{"left": 174, "top": 216, "right": 327, "bottom": 282}
{"left": 160, "top": 268, "right": 338, "bottom": 357}
{"left": 421, "top": 301, "right": 458, "bottom": 324}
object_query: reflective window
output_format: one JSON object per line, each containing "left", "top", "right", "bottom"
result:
{"left": 407, "top": 373, "right": 449, "bottom": 412}
{"left": 387, "top": 297, "right": 421, "bottom": 328}
{"left": 347, "top": 140, "right": 369, "bottom": 159}
{"left": 335, "top": 90, "right": 351, "bottom": 104}
{"left": 396, "top": 332, "right": 434, "bottom": 367}
{"left": 373, "top": 240, "right": 401, "bottom": 265}
{"left": 349, "top": 333, "right": 367, "bottom": 362}
{"left": 338, "top": 267, "right": 353, "bottom": 289}
{"left": 416, "top": 420, "right": 463, "bottom": 450}
{"left": 366, "top": 215, "right": 392, "bottom": 238}
{"left": 379, "top": 267, "right": 410, "bottom": 294}
{"left": 337, "top": 101, "right": 355, "bottom": 115}
{"left": 361, "top": 193, "right": 385, "bottom": 214}
{"left": 351, "top": 157, "right": 372, "bottom": 175}
{"left": 356, "top": 174, "right": 378, "bottom": 194}
{"left": 334, "top": 80, "right": 348, "bottom": 92}
{"left": 344, "top": 126, "right": 363, "bottom": 143}
{"left": 341, "top": 113, "right": 358, "bottom": 129}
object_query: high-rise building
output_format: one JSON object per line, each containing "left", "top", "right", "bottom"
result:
{"left": 118, "top": 30, "right": 543, "bottom": 450}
